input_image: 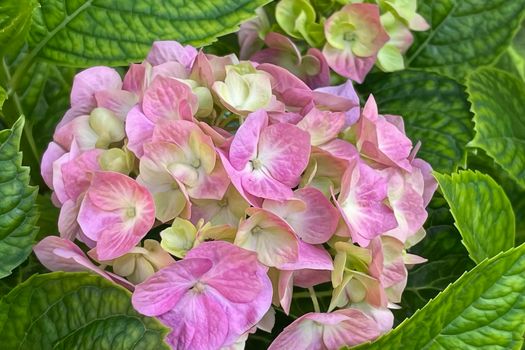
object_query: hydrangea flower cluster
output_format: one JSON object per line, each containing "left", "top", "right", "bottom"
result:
{"left": 241, "top": 0, "right": 429, "bottom": 83}
{"left": 35, "top": 39, "right": 436, "bottom": 350}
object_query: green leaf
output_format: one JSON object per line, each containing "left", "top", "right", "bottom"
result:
{"left": 406, "top": 0, "right": 525, "bottom": 80}
{"left": 358, "top": 69, "right": 473, "bottom": 173}
{"left": 351, "top": 243, "right": 525, "bottom": 350}
{"left": 36, "top": 193, "right": 59, "bottom": 240}
{"left": 435, "top": 170, "right": 515, "bottom": 264}
{"left": 0, "top": 85, "right": 6, "bottom": 110}
{"left": 466, "top": 67, "right": 525, "bottom": 189}
{"left": 0, "top": 253, "right": 48, "bottom": 296}
{"left": 0, "top": 0, "right": 37, "bottom": 56}
{"left": 495, "top": 21, "right": 525, "bottom": 81}
{"left": 26, "top": 0, "right": 270, "bottom": 67}
{"left": 0, "top": 117, "right": 39, "bottom": 279}
{"left": 0, "top": 272, "right": 169, "bottom": 349}
{"left": 467, "top": 150, "right": 525, "bottom": 244}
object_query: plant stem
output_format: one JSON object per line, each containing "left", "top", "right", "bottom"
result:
{"left": 1, "top": 58, "right": 41, "bottom": 168}
{"left": 308, "top": 287, "right": 321, "bottom": 313}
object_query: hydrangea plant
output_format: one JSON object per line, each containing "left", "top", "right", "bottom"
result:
{"left": 1, "top": 0, "right": 525, "bottom": 349}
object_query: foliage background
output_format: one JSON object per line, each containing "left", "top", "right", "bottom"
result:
{"left": 0, "top": 0, "right": 525, "bottom": 349}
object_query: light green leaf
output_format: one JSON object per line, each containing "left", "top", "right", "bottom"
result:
{"left": 435, "top": 170, "right": 515, "bottom": 264}
{"left": 351, "top": 243, "right": 525, "bottom": 350}
{"left": 0, "top": 272, "right": 170, "bottom": 349}
{"left": 466, "top": 67, "right": 525, "bottom": 189}
{"left": 358, "top": 70, "right": 473, "bottom": 173}
{"left": 0, "top": 117, "right": 39, "bottom": 279}
{"left": 406, "top": 0, "right": 525, "bottom": 80}
{"left": 26, "top": 0, "right": 270, "bottom": 67}
{"left": 0, "top": 85, "right": 6, "bottom": 110}
{"left": 0, "top": 0, "right": 37, "bottom": 56}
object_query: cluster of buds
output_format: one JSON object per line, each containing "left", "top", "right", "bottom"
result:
{"left": 35, "top": 39, "right": 436, "bottom": 350}
{"left": 241, "top": 0, "right": 429, "bottom": 83}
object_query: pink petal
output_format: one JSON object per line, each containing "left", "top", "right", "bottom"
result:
{"left": 322, "top": 44, "right": 377, "bottom": 84}
{"left": 218, "top": 149, "right": 263, "bottom": 207}
{"left": 41, "top": 142, "right": 66, "bottom": 189}
{"left": 61, "top": 149, "right": 103, "bottom": 202}
{"left": 53, "top": 115, "right": 98, "bottom": 152}
{"left": 264, "top": 187, "right": 338, "bottom": 244}
{"left": 70, "top": 67, "right": 122, "bottom": 110}
{"left": 257, "top": 63, "right": 313, "bottom": 110}
{"left": 160, "top": 292, "right": 230, "bottom": 350}
{"left": 94, "top": 90, "right": 138, "bottom": 120}
{"left": 303, "top": 48, "right": 330, "bottom": 89}
{"left": 336, "top": 159, "right": 397, "bottom": 246}
{"left": 142, "top": 75, "right": 197, "bottom": 122}
{"left": 78, "top": 172, "right": 155, "bottom": 260}
{"left": 125, "top": 105, "right": 155, "bottom": 158}
{"left": 412, "top": 158, "right": 438, "bottom": 206}
{"left": 269, "top": 309, "right": 381, "bottom": 350}
{"left": 133, "top": 257, "right": 213, "bottom": 316}
{"left": 279, "top": 240, "right": 333, "bottom": 271}
{"left": 146, "top": 41, "right": 198, "bottom": 67}
{"left": 229, "top": 109, "right": 268, "bottom": 170}
{"left": 258, "top": 122, "right": 311, "bottom": 187}
{"left": 33, "top": 236, "right": 112, "bottom": 280}
{"left": 123, "top": 63, "right": 149, "bottom": 96}
{"left": 235, "top": 208, "right": 299, "bottom": 268}
{"left": 186, "top": 241, "right": 269, "bottom": 304}
{"left": 241, "top": 170, "right": 294, "bottom": 201}
{"left": 293, "top": 269, "right": 331, "bottom": 288}
{"left": 356, "top": 95, "right": 413, "bottom": 171}
{"left": 58, "top": 198, "right": 82, "bottom": 241}
{"left": 315, "top": 80, "right": 360, "bottom": 126}
{"left": 297, "top": 107, "right": 345, "bottom": 146}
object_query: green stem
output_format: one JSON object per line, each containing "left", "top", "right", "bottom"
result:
{"left": 308, "top": 287, "right": 321, "bottom": 313}
{"left": 2, "top": 58, "right": 41, "bottom": 173}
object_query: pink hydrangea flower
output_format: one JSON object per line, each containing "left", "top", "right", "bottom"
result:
{"left": 335, "top": 158, "right": 397, "bottom": 247}
{"left": 132, "top": 241, "right": 272, "bottom": 350}
{"left": 225, "top": 109, "right": 310, "bottom": 201}
{"left": 263, "top": 187, "right": 339, "bottom": 244}
{"left": 77, "top": 172, "right": 155, "bottom": 260}
{"left": 126, "top": 75, "right": 198, "bottom": 157}
{"left": 268, "top": 309, "right": 382, "bottom": 350}
{"left": 355, "top": 95, "right": 413, "bottom": 171}
{"left": 235, "top": 207, "right": 300, "bottom": 268}
{"left": 34, "top": 236, "right": 133, "bottom": 290}
{"left": 323, "top": 4, "right": 389, "bottom": 83}
{"left": 251, "top": 32, "right": 330, "bottom": 89}
{"left": 315, "top": 80, "right": 361, "bottom": 127}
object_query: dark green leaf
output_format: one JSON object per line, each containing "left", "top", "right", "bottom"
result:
{"left": 407, "top": 0, "right": 525, "bottom": 80}
{"left": 466, "top": 67, "right": 525, "bottom": 189}
{"left": 0, "top": 0, "right": 37, "bottom": 56}
{"left": 0, "top": 117, "right": 39, "bottom": 279}
{"left": 358, "top": 69, "right": 473, "bottom": 173}
{"left": 27, "top": 0, "right": 271, "bottom": 67}
{"left": 0, "top": 272, "right": 170, "bottom": 349}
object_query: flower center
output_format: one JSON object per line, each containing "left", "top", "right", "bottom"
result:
{"left": 343, "top": 31, "right": 357, "bottom": 42}
{"left": 191, "top": 158, "right": 201, "bottom": 168}
{"left": 192, "top": 281, "right": 206, "bottom": 293}
{"left": 251, "top": 158, "right": 263, "bottom": 170}
{"left": 252, "top": 226, "right": 263, "bottom": 235}
{"left": 125, "top": 207, "right": 136, "bottom": 219}
{"left": 217, "top": 197, "right": 228, "bottom": 208}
